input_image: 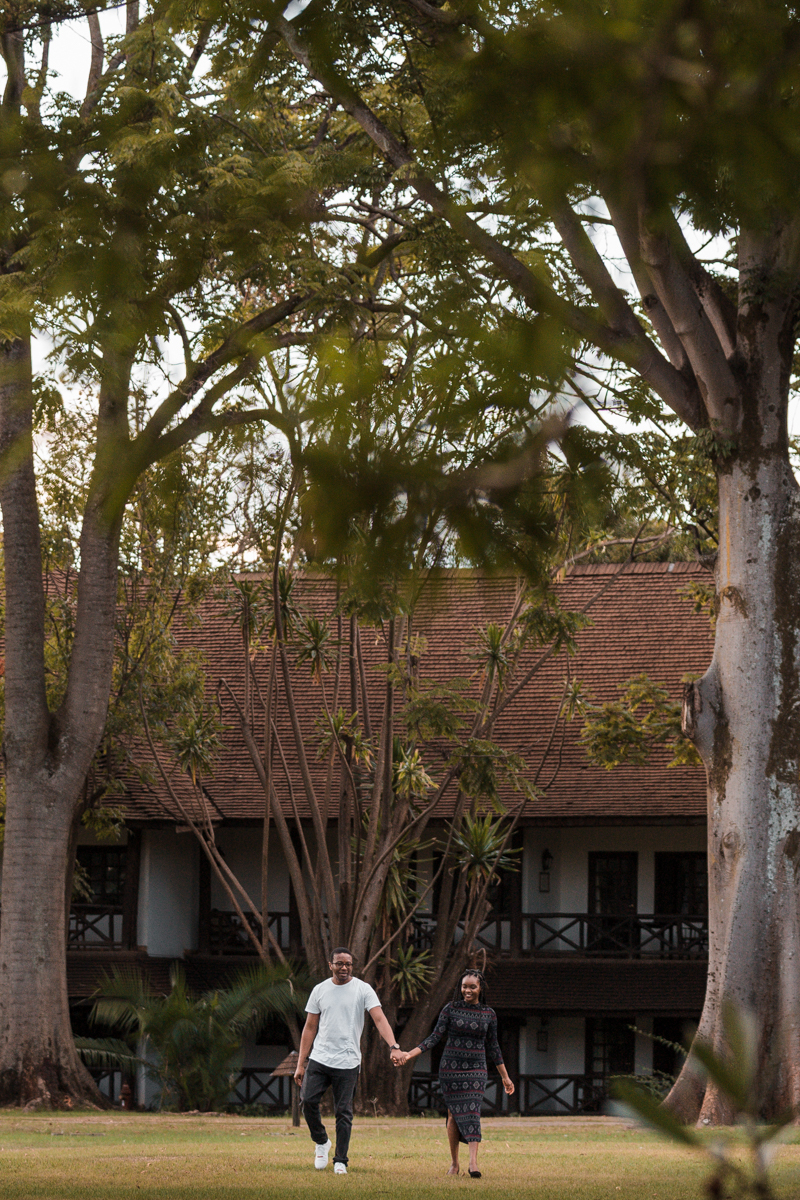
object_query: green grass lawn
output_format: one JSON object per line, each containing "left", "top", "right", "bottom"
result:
{"left": 0, "top": 1112, "right": 797, "bottom": 1200}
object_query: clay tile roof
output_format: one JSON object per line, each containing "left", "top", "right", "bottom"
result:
{"left": 119, "top": 562, "right": 713, "bottom": 825}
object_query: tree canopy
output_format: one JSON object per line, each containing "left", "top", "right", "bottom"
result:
{"left": 6, "top": 0, "right": 800, "bottom": 1121}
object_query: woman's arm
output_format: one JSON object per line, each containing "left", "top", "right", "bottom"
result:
{"left": 391, "top": 1004, "right": 450, "bottom": 1066}
{"left": 484, "top": 1010, "right": 515, "bottom": 1093}
{"left": 485, "top": 1010, "right": 504, "bottom": 1067}
{"left": 496, "top": 1063, "right": 515, "bottom": 1095}
{"left": 417, "top": 1003, "right": 450, "bottom": 1054}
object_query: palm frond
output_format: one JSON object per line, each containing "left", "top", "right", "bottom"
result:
{"left": 75, "top": 1036, "right": 142, "bottom": 1072}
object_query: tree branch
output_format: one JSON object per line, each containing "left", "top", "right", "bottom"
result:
{"left": 81, "top": 9, "right": 104, "bottom": 119}
{"left": 605, "top": 196, "right": 693, "bottom": 377}
{"left": 273, "top": 14, "right": 700, "bottom": 423}
{"left": 164, "top": 302, "right": 192, "bottom": 374}
{"left": 551, "top": 199, "right": 702, "bottom": 428}
{"left": 400, "top": 0, "right": 464, "bottom": 26}
{"left": 135, "top": 294, "right": 307, "bottom": 455}
{"left": 662, "top": 211, "right": 737, "bottom": 357}
{"left": 637, "top": 221, "right": 739, "bottom": 431}
{"left": 1, "top": 26, "right": 26, "bottom": 109}
{"left": 0, "top": 337, "right": 49, "bottom": 759}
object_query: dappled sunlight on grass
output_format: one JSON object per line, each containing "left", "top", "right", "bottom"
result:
{"left": 0, "top": 1113, "right": 797, "bottom": 1199}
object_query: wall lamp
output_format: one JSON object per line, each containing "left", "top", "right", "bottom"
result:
{"left": 539, "top": 848, "right": 553, "bottom": 893}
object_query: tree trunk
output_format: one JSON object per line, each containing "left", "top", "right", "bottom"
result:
{"left": 359, "top": 1014, "right": 412, "bottom": 1115}
{"left": 670, "top": 443, "right": 800, "bottom": 1122}
{"left": 0, "top": 786, "right": 99, "bottom": 1107}
{"left": 0, "top": 336, "right": 121, "bottom": 1107}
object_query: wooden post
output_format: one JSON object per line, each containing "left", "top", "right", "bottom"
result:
{"left": 121, "top": 828, "right": 142, "bottom": 950}
{"left": 198, "top": 847, "right": 211, "bottom": 954}
{"left": 270, "top": 1050, "right": 301, "bottom": 1127}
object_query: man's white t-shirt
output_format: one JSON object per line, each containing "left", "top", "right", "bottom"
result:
{"left": 306, "top": 977, "right": 382, "bottom": 1070}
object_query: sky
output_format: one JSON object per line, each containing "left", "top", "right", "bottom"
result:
{"left": 47, "top": 4, "right": 129, "bottom": 98}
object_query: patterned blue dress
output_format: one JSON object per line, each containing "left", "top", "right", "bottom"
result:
{"left": 417, "top": 1000, "right": 504, "bottom": 1143}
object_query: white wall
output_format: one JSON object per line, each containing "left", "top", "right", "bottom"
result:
{"left": 635, "top": 1016, "right": 654, "bottom": 1075}
{"left": 518, "top": 1017, "right": 587, "bottom": 1076}
{"left": 137, "top": 829, "right": 198, "bottom": 956}
{"left": 210, "top": 829, "right": 291, "bottom": 912}
{"left": 522, "top": 825, "right": 706, "bottom": 913}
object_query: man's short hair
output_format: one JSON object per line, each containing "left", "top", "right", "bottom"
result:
{"left": 330, "top": 946, "right": 352, "bottom": 960}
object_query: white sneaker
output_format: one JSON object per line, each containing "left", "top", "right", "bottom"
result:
{"left": 334, "top": 1163, "right": 347, "bottom": 1175}
{"left": 314, "top": 1139, "right": 332, "bottom": 1170}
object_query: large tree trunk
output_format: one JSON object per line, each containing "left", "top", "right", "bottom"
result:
{"left": 670, "top": 438, "right": 800, "bottom": 1122}
{"left": 0, "top": 788, "right": 99, "bottom": 1106}
{"left": 0, "top": 337, "right": 123, "bottom": 1107}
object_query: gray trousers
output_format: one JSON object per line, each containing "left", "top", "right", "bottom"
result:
{"left": 300, "top": 1058, "right": 360, "bottom": 1165}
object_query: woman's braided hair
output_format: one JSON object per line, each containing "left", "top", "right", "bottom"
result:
{"left": 453, "top": 968, "right": 487, "bottom": 1005}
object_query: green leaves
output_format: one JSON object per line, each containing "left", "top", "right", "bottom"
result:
{"left": 579, "top": 673, "right": 700, "bottom": 770}
{"left": 85, "top": 961, "right": 308, "bottom": 1112}
{"left": 614, "top": 1004, "right": 794, "bottom": 1199}
{"left": 449, "top": 737, "right": 532, "bottom": 806}
{"left": 391, "top": 944, "right": 433, "bottom": 1004}
{"left": 451, "top": 812, "right": 520, "bottom": 885}
{"left": 393, "top": 746, "right": 435, "bottom": 800}
{"left": 294, "top": 615, "right": 333, "bottom": 678}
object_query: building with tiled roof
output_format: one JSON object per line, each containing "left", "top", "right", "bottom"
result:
{"left": 69, "top": 561, "right": 714, "bottom": 1113}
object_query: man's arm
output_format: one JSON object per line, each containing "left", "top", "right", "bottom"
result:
{"left": 368, "top": 1005, "right": 399, "bottom": 1050}
{"left": 294, "top": 1012, "right": 320, "bottom": 1085}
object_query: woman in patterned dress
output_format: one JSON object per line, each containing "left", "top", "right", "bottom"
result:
{"left": 392, "top": 970, "right": 515, "bottom": 1177}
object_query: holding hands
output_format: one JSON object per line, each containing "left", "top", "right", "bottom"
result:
{"left": 390, "top": 1048, "right": 408, "bottom": 1067}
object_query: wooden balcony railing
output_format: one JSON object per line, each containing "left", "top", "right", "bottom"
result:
{"left": 68, "top": 904, "right": 126, "bottom": 950}
{"left": 206, "top": 910, "right": 292, "bottom": 955}
{"left": 232, "top": 1069, "right": 293, "bottom": 1108}
{"left": 407, "top": 1071, "right": 609, "bottom": 1116}
{"left": 199, "top": 909, "right": 707, "bottom": 958}
{"left": 410, "top": 912, "right": 708, "bottom": 959}
{"left": 224, "top": 1069, "right": 609, "bottom": 1116}
{"left": 63, "top": 902, "right": 706, "bottom": 958}
{"left": 517, "top": 1073, "right": 609, "bottom": 1114}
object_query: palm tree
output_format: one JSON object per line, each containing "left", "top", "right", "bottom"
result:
{"left": 77, "top": 961, "right": 308, "bottom": 1111}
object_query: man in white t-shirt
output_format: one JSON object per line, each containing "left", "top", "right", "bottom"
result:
{"left": 293, "top": 946, "right": 400, "bottom": 1175}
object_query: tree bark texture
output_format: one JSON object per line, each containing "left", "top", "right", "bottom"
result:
{"left": 0, "top": 336, "right": 123, "bottom": 1106}
{"left": 673, "top": 446, "right": 800, "bottom": 1122}
{"left": 0, "top": 786, "right": 98, "bottom": 1106}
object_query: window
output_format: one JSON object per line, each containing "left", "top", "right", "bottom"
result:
{"left": 485, "top": 829, "right": 523, "bottom": 917}
{"left": 587, "top": 852, "right": 638, "bottom": 951}
{"left": 75, "top": 846, "right": 127, "bottom": 905}
{"left": 585, "top": 1017, "right": 635, "bottom": 1077}
{"left": 652, "top": 1017, "right": 697, "bottom": 1077}
{"left": 654, "top": 852, "right": 707, "bottom": 915}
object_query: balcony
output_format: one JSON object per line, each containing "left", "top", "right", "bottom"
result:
{"left": 203, "top": 910, "right": 293, "bottom": 955}
{"left": 196, "top": 909, "right": 707, "bottom": 960}
{"left": 69, "top": 903, "right": 126, "bottom": 950}
{"left": 411, "top": 912, "right": 708, "bottom": 959}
